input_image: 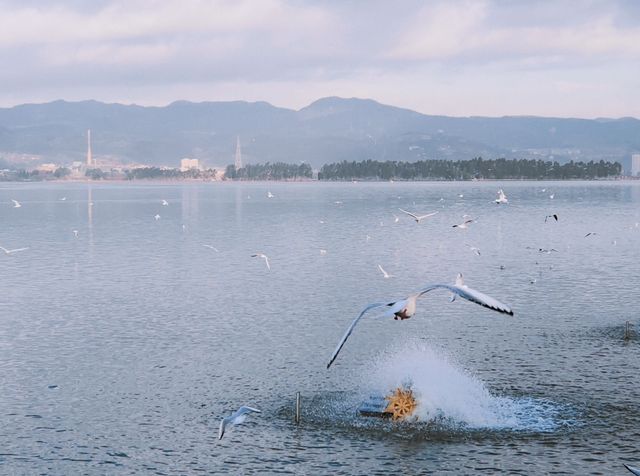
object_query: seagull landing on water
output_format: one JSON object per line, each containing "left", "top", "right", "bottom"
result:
{"left": 494, "top": 189, "right": 508, "bottom": 204}
{"left": 0, "top": 245, "right": 29, "bottom": 255}
{"left": 545, "top": 214, "right": 558, "bottom": 223}
{"left": 251, "top": 253, "right": 270, "bottom": 270}
{"left": 398, "top": 208, "right": 438, "bottom": 223}
{"left": 327, "top": 273, "right": 513, "bottom": 368}
{"left": 218, "top": 406, "right": 261, "bottom": 440}
{"left": 11, "top": 199, "right": 21, "bottom": 208}
{"left": 377, "top": 265, "right": 394, "bottom": 279}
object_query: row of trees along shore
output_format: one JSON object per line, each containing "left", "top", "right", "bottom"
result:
{"left": 318, "top": 158, "right": 621, "bottom": 181}
{"left": 225, "top": 162, "right": 313, "bottom": 180}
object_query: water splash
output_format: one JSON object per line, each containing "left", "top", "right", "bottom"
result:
{"left": 364, "top": 343, "right": 568, "bottom": 432}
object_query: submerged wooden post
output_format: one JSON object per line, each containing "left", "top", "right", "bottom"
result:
{"left": 295, "top": 392, "right": 301, "bottom": 424}
{"left": 624, "top": 321, "right": 632, "bottom": 341}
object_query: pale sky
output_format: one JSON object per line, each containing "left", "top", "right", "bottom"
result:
{"left": 1, "top": 0, "right": 639, "bottom": 118}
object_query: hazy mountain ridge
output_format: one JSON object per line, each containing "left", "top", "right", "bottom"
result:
{"left": 0, "top": 97, "right": 637, "bottom": 169}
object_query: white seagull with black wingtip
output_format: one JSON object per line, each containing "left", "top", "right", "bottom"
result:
{"left": 251, "top": 253, "right": 271, "bottom": 270}
{"left": 218, "top": 406, "right": 261, "bottom": 440}
{"left": 327, "top": 273, "right": 513, "bottom": 368}
{"left": 494, "top": 189, "right": 508, "bottom": 204}
{"left": 398, "top": 208, "right": 438, "bottom": 223}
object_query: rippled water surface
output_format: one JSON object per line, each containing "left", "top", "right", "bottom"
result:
{"left": 1, "top": 181, "right": 639, "bottom": 475}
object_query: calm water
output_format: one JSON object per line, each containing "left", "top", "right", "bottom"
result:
{"left": 1, "top": 180, "right": 639, "bottom": 475}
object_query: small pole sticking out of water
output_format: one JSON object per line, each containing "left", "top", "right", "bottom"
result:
{"left": 624, "top": 321, "right": 632, "bottom": 341}
{"left": 295, "top": 392, "right": 301, "bottom": 424}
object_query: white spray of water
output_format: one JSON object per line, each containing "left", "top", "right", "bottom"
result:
{"left": 366, "top": 342, "right": 561, "bottom": 431}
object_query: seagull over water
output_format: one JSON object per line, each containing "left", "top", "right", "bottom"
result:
{"left": 218, "top": 406, "right": 261, "bottom": 440}
{"left": 203, "top": 245, "right": 219, "bottom": 252}
{"left": 453, "top": 218, "right": 474, "bottom": 229}
{"left": 377, "top": 264, "right": 394, "bottom": 279}
{"left": 267, "top": 191, "right": 274, "bottom": 198}
{"left": 11, "top": 199, "right": 21, "bottom": 208}
{"left": 154, "top": 214, "right": 161, "bottom": 220}
{"left": 545, "top": 214, "right": 558, "bottom": 223}
{"left": 398, "top": 208, "right": 438, "bottom": 223}
{"left": 161, "top": 199, "right": 169, "bottom": 206}
{"left": 0, "top": 245, "right": 29, "bottom": 255}
{"left": 465, "top": 243, "right": 481, "bottom": 256}
{"left": 494, "top": 189, "right": 508, "bottom": 204}
{"left": 252, "top": 253, "right": 271, "bottom": 270}
{"left": 327, "top": 273, "right": 514, "bottom": 368}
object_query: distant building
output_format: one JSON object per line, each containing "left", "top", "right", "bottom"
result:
{"left": 632, "top": 154, "right": 640, "bottom": 177}
{"left": 180, "top": 158, "right": 200, "bottom": 171}
{"left": 37, "top": 163, "right": 58, "bottom": 173}
{"left": 86, "top": 129, "right": 93, "bottom": 166}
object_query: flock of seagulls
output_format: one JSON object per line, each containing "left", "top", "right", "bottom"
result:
{"left": 4, "top": 185, "right": 637, "bottom": 455}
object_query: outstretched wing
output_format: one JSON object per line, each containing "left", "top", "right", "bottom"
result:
{"left": 625, "top": 464, "right": 640, "bottom": 476}
{"left": 218, "top": 418, "right": 228, "bottom": 440}
{"left": 416, "top": 211, "right": 438, "bottom": 221}
{"left": 418, "top": 282, "right": 513, "bottom": 315}
{"left": 8, "top": 247, "right": 29, "bottom": 254}
{"left": 238, "top": 406, "right": 261, "bottom": 415}
{"left": 398, "top": 208, "right": 418, "bottom": 220}
{"left": 327, "top": 301, "right": 392, "bottom": 369}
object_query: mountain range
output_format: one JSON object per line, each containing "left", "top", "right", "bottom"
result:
{"left": 0, "top": 97, "right": 638, "bottom": 171}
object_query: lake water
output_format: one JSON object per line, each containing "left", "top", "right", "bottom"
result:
{"left": 1, "top": 180, "right": 639, "bottom": 475}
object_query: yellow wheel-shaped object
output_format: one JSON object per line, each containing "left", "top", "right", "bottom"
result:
{"left": 385, "top": 387, "right": 417, "bottom": 420}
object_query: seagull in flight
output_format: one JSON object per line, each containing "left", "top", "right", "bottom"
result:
{"left": 154, "top": 214, "right": 161, "bottom": 220}
{"left": 11, "top": 199, "right": 21, "bottom": 208}
{"left": 60, "top": 197, "right": 67, "bottom": 201}
{"left": 494, "top": 189, "right": 508, "bottom": 204}
{"left": 203, "top": 245, "right": 219, "bottom": 252}
{"left": 377, "top": 265, "right": 394, "bottom": 279}
{"left": 73, "top": 230, "right": 79, "bottom": 238}
{"left": 545, "top": 214, "right": 558, "bottom": 223}
{"left": 267, "top": 191, "right": 274, "bottom": 198}
{"left": 161, "top": 199, "right": 169, "bottom": 206}
{"left": 327, "top": 273, "right": 513, "bottom": 368}
{"left": 398, "top": 208, "right": 438, "bottom": 223}
{"left": 252, "top": 253, "right": 270, "bottom": 270}
{"left": 218, "top": 406, "right": 261, "bottom": 440}
{"left": 453, "top": 218, "right": 474, "bottom": 229}
{"left": 0, "top": 245, "right": 29, "bottom": 255}
{"left": 584, "top": 232, "right": 597, "bottom": 238}
{"left": 465, "top": 243, "right": 481, "bottom": 256}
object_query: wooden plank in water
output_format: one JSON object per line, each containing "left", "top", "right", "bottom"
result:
{"left": 358, "top": 394, "right": 392, "bottom": 418}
